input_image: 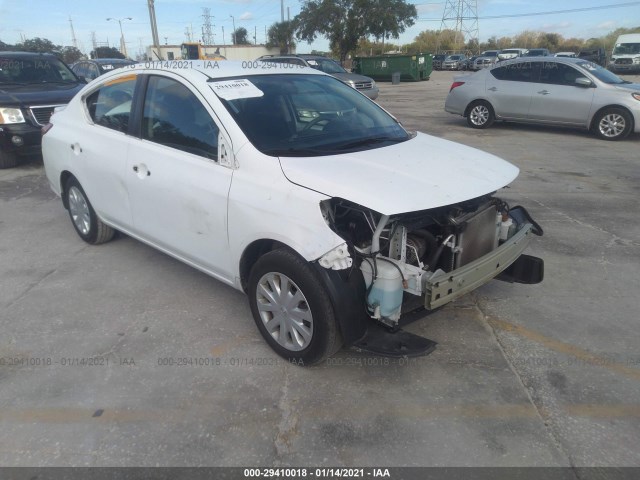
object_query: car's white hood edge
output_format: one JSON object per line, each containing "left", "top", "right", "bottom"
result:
{"left": 279, "top": 132, "right": 520, "bottom": 216}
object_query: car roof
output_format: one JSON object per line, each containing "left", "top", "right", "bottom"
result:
{"left": 496, "top": 56, "right": 591, "bottom": 67}
{"left": 0, "top": 51, "right": 60, "bottom": 59}
{"left": 93, "top": 58, "right": 136, "bottom": 64}
{"left": 102, "top": 60, "right": 327, "bottom": 82}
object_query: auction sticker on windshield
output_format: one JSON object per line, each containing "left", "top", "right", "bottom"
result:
{"left": 209, "top": 79, "right": 264, "bottom": 100}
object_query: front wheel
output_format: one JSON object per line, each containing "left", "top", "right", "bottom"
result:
{"left": 592, "top": 108, "right": 632, "bottom": 140}
{"left": 248, "top": 249, "right": 342, "bottom": 365}
{"left": 64, "top": 177, "right": 115, "bottom": 244}
{"left": 466, "top": 100, "right": 495, "bottom": 129}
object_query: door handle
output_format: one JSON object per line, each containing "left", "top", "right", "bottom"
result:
{"left": 537, "top": 90, "right": 550, "bottom": 95}
{"left": 132, "top": 165, "right": 138, "bottom": 172}
{"left": 488, "top": 87, "right": 497, "bottom": 92}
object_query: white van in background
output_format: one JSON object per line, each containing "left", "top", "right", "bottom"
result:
{"left": 609, "top": 33, "right": 640, "bottom": 73}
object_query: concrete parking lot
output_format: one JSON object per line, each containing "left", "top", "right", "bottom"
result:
{"left": 1, "top": 70, "right": 639, "bottom": 469}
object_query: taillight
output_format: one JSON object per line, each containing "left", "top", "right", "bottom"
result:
{"left": 450, "top": 81, "right": 465, "bottom": 92}
{"left": 41, "top": 123, "right": 53, "bottom": 136}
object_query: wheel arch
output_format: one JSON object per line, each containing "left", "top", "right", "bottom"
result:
{"left": 239, "top": 238, "right": 369, "bottom": 347}
{"left": 589, "top": 104, "right": 635, "bottom": 131}
{"left": 60, "top": 170, "right": 76, "bottom": 209}
{"left": 239, "top": 238, "right": 290, "bottom": 293}
{"left": 464, "top": 98, "right": 494, "bottom": 118}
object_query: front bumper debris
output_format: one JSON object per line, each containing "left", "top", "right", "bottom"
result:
{"left": 424, "top": 223, "right": 537, "bottom": 310}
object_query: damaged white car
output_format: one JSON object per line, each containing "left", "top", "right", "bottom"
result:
{"left": 42, "top": 61, "right": 544, "bottom": 364}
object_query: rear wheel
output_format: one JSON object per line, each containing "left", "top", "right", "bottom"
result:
{"left": 248, "top": 249, "right": 342, "bottom": 365}
{"left": 592, "top": 107, "right": 632, "bottom": 140}
{"left": 466, "top": 100, "right": 495, "bottom": 129}
{"left": 64, "top": 177, "right": 115, "bottom": 244}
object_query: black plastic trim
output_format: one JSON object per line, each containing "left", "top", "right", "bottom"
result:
{"left": 311, "top": 264, "right": 369, "bottom": 346}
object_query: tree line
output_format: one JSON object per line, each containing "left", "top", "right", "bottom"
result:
{"left": 0, "top": 37, "right": 125, "bottom": 64}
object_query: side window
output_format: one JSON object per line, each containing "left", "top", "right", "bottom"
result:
{"left": 73, "top": 63, "right": 87, "bottom": 79}
{"left": 539, "top": 62, "right": 582, "bottom": 86}
{"left": 142, "top": 76, "right": 219, "bottom": 160}
{"left": 491, "top": 62, "right": 537, "bottom": 82}
{"left": 85, "top": 75, "right": 136, "bottom": 133}
{"left": 87, "top": 64, "right": 100, "bottom": 80}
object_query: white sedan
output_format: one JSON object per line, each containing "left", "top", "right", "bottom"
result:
{"left": 42, "top": 61, "right": 543, "bottom": 364}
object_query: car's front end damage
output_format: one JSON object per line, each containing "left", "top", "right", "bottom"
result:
{"left": 316, "top": 194, "right": 544, "bottom": 356}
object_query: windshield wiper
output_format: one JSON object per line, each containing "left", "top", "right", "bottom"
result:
{"left": 334, "top": 136, "right": 405, "bottom": 150}
{"left": 262, "top": 147, "right": 334, "bottom": 157}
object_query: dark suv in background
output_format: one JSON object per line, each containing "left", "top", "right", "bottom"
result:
{"left": 258, "top": 54, "right": 379, "bottom": 100}
{"left": 0, "top": 52, "right": 85, "bottom": 168}
{"left": 71, "top": 58, "right": 136, "bottom": 82}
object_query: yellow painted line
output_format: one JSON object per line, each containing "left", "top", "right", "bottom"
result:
{"left": 565, "top": 404, "right": 640, "bottom": 418}
{"left": 486, "top": 316, "right": 640, "bottom": 382}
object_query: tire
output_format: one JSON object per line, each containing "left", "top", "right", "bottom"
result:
{"left": 592, "top": 107, "right": 633, "bottom": 141}
{"left": 64, "top": 177, "right": 115, "bottom": 244}
{"left": 248, "top": 248, "right": 342, "bottom": 365}
{"left": 466, "top": 100, "right": 495, "bottom": 129}
{"left": 0, "top": 150, "right": 19, "bottom": 169}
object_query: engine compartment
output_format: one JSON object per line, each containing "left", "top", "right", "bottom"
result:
{"left": 320, "top": 195, "right": 542, "bottom": 327}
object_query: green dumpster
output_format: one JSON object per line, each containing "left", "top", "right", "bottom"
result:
{"left": 353, "top": 53, "right": 432, "bottom": 82}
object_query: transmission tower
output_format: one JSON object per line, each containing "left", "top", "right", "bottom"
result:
{"left": 69, "top": 16, "right": 78, "bottom": 49}
{"left": 438, "top": 0, "right": 479, "bottom": 53}
{"left": 202, "top": 8, "right": 214, "bottom": 45}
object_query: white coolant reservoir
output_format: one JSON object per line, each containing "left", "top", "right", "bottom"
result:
{"left": 360, "top": 258, "right": 403, "bottom": 322}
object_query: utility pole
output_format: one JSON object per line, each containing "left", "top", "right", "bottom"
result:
{"left": 91, "top": 31, "right": 97, "bottom": 51}
{"left": 230, "top": 15, "right": 236, "bottom": 44}
{"left": 68, "top": 16, "right": 78, "bottom": 49}
{"left": 281, "top": 0, "right": 284, "bottom": 22}
{"left": 107, "top": 17, "right": 132, "bottom": 58}
{"left": 147, "top": 0, "right": 161, "bottom": 58}
{"left": 438, "top": 0, "right": 479, "bottom": 54}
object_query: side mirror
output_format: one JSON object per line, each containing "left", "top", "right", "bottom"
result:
{"left": 575, "top": 77, "right": 594, "bottom": 88}
{"left": 78, "top": 76, "right": 88, "bottom": 84}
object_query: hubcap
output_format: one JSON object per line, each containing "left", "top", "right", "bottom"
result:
{"left": 599, "top": 114, "right": 625, "bottom": 138}
{"left": 68, "top": 186, "right": 91, "bottom": 235}
{"left": 256, "top": 272, "right": 313, "bottom": 351}
{"left": 470, "top": 105, "right": 489, "bottom": 125}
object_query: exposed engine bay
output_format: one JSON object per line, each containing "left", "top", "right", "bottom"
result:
{"left": 320, "top": 195, "right": 543, "bottom": 328}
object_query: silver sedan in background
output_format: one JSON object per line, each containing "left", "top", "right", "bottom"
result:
{"left": 445, "top": 57, "right": 640, "bottom": 140}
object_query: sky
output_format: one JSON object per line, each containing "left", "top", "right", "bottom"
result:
{"left": 0, "top": 0, "right": 639, "bottom": 56}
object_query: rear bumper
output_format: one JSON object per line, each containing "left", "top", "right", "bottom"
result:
{"left": 424, "top": 223, "right": 541, "bottom": 309}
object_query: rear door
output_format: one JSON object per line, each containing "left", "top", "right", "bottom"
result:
{"left": 527, "top": 61, "right": 595, "bottom": 126}
{"left": 74, "top": 73, "right": 139, "bottom": 228}
{"left": 125, "top": 73, "right": 234, "bottom": 278}
{"left": 485, "top": 61, "right": 538, "bottom": 120}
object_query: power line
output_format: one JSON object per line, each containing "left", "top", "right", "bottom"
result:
{"left": 418, "top": 1, "right": 640, "bottom": 21}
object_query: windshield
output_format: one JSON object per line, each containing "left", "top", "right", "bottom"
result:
{"left": 447, "top": 55, "right": 463, "bottom": 60}
{"left": 576, "top": 61, "right": 626, "bottom": 84}
{"left": 0, "top": 56, "right": 78, "bottom": 85}
{"left": 613, "top": 43, "right": 640, "bottom": 55}
{"left": 528, "top": 50, "right": 547, "bottom": 56}
{"left": 214, "top": 74, "right": 409, "bottom": 157}
{"left": 306, "top": 58, "right": 346, "bottom": 74}
{"left": 481, "top": 51, "right": 498, "bottom": 57}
